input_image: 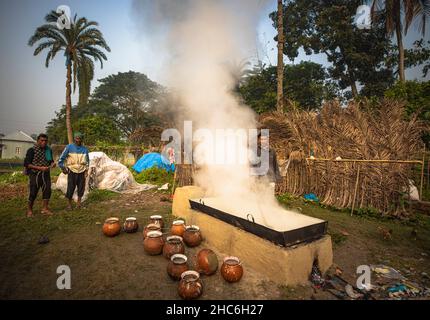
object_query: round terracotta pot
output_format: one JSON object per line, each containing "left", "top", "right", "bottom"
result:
{"left": 124, "top": 217, "right": 139, "bottom": 233}
{"left": 102, "top": 217, "right": 121, "bottom": 237}
{"left": 167, "top": 254, "right": 189, "bottom": 281}
{"left": 150, "top": 215, "right": 164, "bottom": 229}
{"left": 221, "top": 256, "right": 243, "bottom": 283}
{"left": 143, "top": 231, "right": 164, "bottom": 255}
{"left": 196, "top": 248, "right": 218, "bottom": 276}
{"left": 163, "top": 236, "right": 185, "bottom": 259}
{"left": 143, "top": 223, "right": 161, "bottom": 239}
{"left": 183, "top": 225, "right": 202, "bottom": 247}
{"left": 178, "top": 270, "right": 203, "bottom": 300}
{"left": 170, "top": 220, "right": 186, "bottom": 237}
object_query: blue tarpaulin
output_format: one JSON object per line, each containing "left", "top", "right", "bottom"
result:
{"left": 304, "top": 193, "right": 319, "bottom": 202}
{"left": 132, "top": 153, "right": 175, "bottom": 173}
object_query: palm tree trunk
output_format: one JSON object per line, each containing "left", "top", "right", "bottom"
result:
{"left": 395, "top": 21, "right": 405, "bottom": 82}
{"left": 65, "top": 62, "right": 73, "bottom": 144}
{"left": 276, "top": 0, "right": 284, "bottom": 113}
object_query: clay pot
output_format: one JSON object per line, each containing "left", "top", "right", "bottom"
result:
{"left": 143, "top": 223, "right": 161, "bottom": 239}
{"left": 178, "top": 270, "right": 203, "bottom": 300}
{"left": 221, "top": 256, "right": 243, "bottom": 283}
{"left": 123, "top": 217, "right": 138, "bottom": 233}
{"left": 196, "top": 248, "right": 218, "bottom": 276}
{"left": 183, "top": 225, "right": 202, "bottom": 247}
{"left": 163, "top": 236, "right": 185, "bottom": 259}
{"left": 170, "top": 220, "right": 186, "bottom": 237}
{"left": 150, "top": 215, "right": 164, "bottom": 229}
{"left": 102, "top": 217, "right": 121, "bottom": 237}
{"left": 143, "top": 231, "right": 164, "bottom": 255}
{"left": 167, "top": 254, "right": 189, "bottom": 281}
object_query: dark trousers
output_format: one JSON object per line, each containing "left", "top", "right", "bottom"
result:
{"left": 66, "top": 172, "right": 86, "bottom": 199}
{"left": 28, "top": 171, "right": 51, "bottom": 202}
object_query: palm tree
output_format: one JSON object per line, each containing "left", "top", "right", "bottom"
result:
{"left": 371, "top": 0, "right": 430, "bottom": 83}
{"left": 29, "top": 11, "right": 110, "bottom": 143}
{"left": 277, "top": 0, "right": 285, "bottom": 112}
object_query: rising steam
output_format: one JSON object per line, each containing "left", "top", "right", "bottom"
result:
{"left": 131, "top": 0, "right": 310, "bottom": 230}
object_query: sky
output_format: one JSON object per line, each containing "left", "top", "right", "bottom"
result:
{"left": 0, "top": 0, "right": 428, "bottom": 135}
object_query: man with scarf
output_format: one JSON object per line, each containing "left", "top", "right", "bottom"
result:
{"left": 24, "top": 133, "right": 55, "bottom": 217}
{"left": 58, "top": 132, "right": 90, "bottom": 210}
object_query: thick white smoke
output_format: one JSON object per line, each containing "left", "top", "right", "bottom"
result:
{"left": 132, "top": 0, "right": 310, "bottom": 230}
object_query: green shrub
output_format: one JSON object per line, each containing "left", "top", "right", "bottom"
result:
{"left": 132, "top": 167, "right": 174, "bottom": 186}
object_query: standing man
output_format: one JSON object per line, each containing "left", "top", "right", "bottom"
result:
{"left": 24, "top": 133, "right": 55, "bottom": 217}
{"left": 58, "top": 132, "right": 90, "bottom": 210}
{"left": 249, "top": 131, "right": 282, "bottom": 195}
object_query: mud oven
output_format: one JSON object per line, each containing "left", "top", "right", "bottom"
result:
{"left": 173, "top": 186, "right": 333, "bottom": 286}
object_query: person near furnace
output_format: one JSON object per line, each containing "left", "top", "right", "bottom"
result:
{"left": 249, "top": 131, "right": 282, "bottom": 194}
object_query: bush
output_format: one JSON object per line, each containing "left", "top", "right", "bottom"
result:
{"left": 132, "top": 167, "right": 174, "bottom": 186}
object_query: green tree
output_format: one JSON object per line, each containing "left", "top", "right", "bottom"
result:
{"left": 75, "top": 115, "right": 122, "bottom": 145}
{"left": 405, "top": 39, "right": 430, "bottom": 77}
{"left": 371, "top": 0, "right": 430, "bottom": 82}
{"left": 270, "top": 0, "right": 395, "bottom": 100}
{"left": 92, "top": 71, "right": 164, "bottom": 137}
{"left": 46, "top": 107, "right": 122, "bottom": 146}
{"left": 385, "top": 80, "right": 430, "bottom": 145}
{"left": 238, "top": 62, "right": 335, "bottom": 113}
{"left": 29, "top": 10, "right": 110, "bottom": 143}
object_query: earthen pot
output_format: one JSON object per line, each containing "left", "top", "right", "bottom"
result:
{"left": 123, "top": 217, "right": 138, "bottom": 233}
{"left": 221, "top": 256, "right": 243, "bottom": 283}
{"left": 183, "top": 225, "right": 202, "bottom": 247}
{"left": 143, "top": 231, "right": 164, "bottom": 255}
{"left": 150, "top": 215, "right": 164, "bottom": 229}
{"left": 143, "top": 223, "right": 161, "bottom": 239}
{"left": 170, "top": 220, "right": 186, "bottom": 237}
{"left": 163, "top": 235, "right": 185, "bottom": 259}
{"left": 102, "top": 217, "right": 121, "bottom": 237}
{"left": 196, "top": 248, "right": 218, "bottom": 276}
{"left": 178, "top": 270, "right": 203, "bottom": 300}
{"left": 167, "top": 254, "right": 189, "bottom": 281}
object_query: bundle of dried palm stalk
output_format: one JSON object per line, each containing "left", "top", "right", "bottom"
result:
{"left": 262, "top": 99, "right": 427, "bottom": 216}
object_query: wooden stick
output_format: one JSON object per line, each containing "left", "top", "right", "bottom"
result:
{"left": 351, "top": 163, "right": 360, "bottom": 217}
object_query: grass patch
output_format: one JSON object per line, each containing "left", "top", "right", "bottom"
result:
{"left": 86, "top": 189, "right": 119, "bottom": 203}
{"left": 0, "top": 171, "right": 28, "bottom": 185}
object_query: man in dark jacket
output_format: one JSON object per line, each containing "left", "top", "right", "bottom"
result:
{"left": 249, "top": 130, "right": 282, "bottom": 196}
{"left": 24, "top": 133, "right": 56, "bottom": 217}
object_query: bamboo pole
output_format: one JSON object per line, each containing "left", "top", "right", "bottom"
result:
{"left": 307, "top": 158, "right": 423, "bottom": 165}
{"left": 351, "top": 162, "right": 360, "bottom": 216}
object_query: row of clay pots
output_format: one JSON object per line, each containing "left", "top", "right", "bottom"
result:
{"left": 195, "top": 249, "right": 244, "bottom": 282}
{"left": 143, "top": 221, "right": 202, "bottom": 256}
{"left": 173, "top": 255, "right": 244, "bottom": 300}
{"left": 102, "top": 217, "right": 139, "bottom": 237}
{"left": 166, "top": 249, "right": 244, "bottom": 300}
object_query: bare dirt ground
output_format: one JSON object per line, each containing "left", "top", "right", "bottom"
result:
{"left": 0, "top": 190, "right": 281, "bottom": 300}
{"left": 1, "top": 183, "right": 429, "bottom": 300}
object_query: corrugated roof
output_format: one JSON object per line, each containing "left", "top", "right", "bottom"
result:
{"left": 1, "top": 130, "right": 36, "bottom": 143}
